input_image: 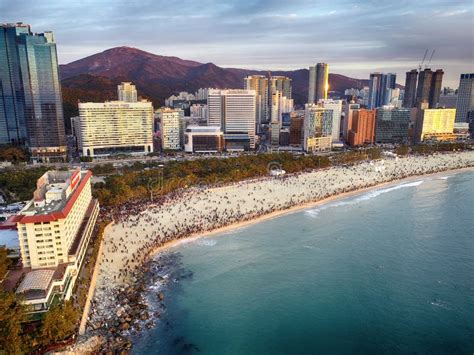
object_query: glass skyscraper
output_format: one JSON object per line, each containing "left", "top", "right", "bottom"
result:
{"left": 368, "top": 73, "right": 397, "bottom": 109}
{"left": 0, "top": 23, "right": 66, "bottom": 161}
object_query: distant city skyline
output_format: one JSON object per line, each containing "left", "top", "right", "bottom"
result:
{"left": 1, "top": 0, "right": 473, "bottom": 87}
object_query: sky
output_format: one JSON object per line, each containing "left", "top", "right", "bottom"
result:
{"left": 1, "top": 0, "right": 473, "bottom": 87}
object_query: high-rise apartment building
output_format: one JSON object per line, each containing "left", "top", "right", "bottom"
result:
{"left": 455, "top": 73, "right": 474, "bottom": 123}
{"left": 270, "top": 76, "right": 292, "bottom": 101}
{"left": 0, "top": 23, "right": 66, "bottom": 161}
{"left": 74, "top": 101, "right": 154, "bottom": 157}
{"left": 319, "top": 99, "right": 342, "bottom": 142}
{"left": 429, "top": 69, "right": 444, "bottom": 108}
{"left": 207, "top": 89, "right": 257, "bottom": 150}
{"left": 308, "top": 63, "right": 329, "bottom": 104}
{"left": 368, "top": 73, "right": 396, "bottom": 109}
{"left": 158, "top": 108, "right": 184, "bottom": 150}
{"left": 289, "top": 113, "right": 304, "bottom": 146}
{"left": 348, "top": 109, "right": 376, "bottom": 147}
{"left": 117, "top": 82, "right": 138, "bottom": 102}
{"left": 415, "top": 68, "right": 444, "bottom": 108}
{"left": 375, "top": 106, "right": 411, "bottom": 144}
{"left": 342, "top": 102, "right": 360, "bottom": 141}
{"left": 415, "top": 69, "right": 433, "bottom": 107}
{"left": 13, "top": 169, "right": 99, "bottom": 311}
{"left": 303, "top": 104, "right": 333, "bottom": 152}
{"left": 403, "top": 69, "right": 418, "bottom": 108}
{"left": 244, "top": 75, "right": 269, "bottom": 127}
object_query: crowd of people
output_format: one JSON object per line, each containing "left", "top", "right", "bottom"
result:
{"left": 88, "top": 151, "right": 473, "bottom": 339}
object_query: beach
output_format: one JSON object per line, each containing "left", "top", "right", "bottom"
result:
{"left": 83, "top": 151, "right": 474, "bottom": 350}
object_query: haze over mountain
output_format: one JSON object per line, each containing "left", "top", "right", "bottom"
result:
{"left": 60, "top": 46, "right": 370, "bottom": 130}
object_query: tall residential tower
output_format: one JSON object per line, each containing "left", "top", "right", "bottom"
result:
{"left": 455, "top": 73, "right": 474, "bottom": 123}
{"left": 403, "top": 69, "right": 418, "bottom": 108}
{"left": 0, "top": 23, "right": 66, "bottom": 161}
{"left": 244, "top": 75, "right": 269, "bottom": 127}
{"left": 308, "top": 63, "right": 328, "bottom": 104}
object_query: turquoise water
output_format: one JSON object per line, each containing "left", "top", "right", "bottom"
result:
{"left": 134, "top": 171, "right": 474, "bottom": 354}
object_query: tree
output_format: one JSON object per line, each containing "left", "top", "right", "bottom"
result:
{"left": 0, "top": 247, "right": 10, "bottom": 281}
{"left": 0, "top": 291, "right": 25, "bottom": 355}
{"left": 395, "top": 145, "right": 410, "bottom": 156}
{"left": 40, "top": 301, "right": 79, "bottom": 345}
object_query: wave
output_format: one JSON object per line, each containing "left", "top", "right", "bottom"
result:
{"left": 195, "top": 239, "right": 217, "bottom": 247}
{"left": 305, "top": 180, "right": 425, "bottom": 218}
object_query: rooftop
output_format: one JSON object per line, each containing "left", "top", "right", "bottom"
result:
{"left": 16, "top": 269, "right": 54, "bottom": 294}
{"left": 16, "top": 170, "right": 92, "bottom": 224}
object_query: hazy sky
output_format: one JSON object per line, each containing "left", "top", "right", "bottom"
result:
{"left": 1, "top": 0, "right": 473, "bottom": 86}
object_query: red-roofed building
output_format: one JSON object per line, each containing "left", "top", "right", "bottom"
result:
{"left": 10, "top": 169, "right": 99, "bottom": 312}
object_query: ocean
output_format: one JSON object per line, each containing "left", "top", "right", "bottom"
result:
{"left": 133, "top": 170, "right": 474, "bottom": 354}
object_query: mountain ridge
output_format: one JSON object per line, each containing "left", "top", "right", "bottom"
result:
{"left": 59, "top": 47, "right": 370, "bottom": 131}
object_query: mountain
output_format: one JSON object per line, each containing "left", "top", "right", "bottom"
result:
{"left": 60, "top": 47, "right": 369, "bottom": 130}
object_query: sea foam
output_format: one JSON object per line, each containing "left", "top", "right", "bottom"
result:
{"left": 305, "top": 180, "right": 425, "bottom": 218}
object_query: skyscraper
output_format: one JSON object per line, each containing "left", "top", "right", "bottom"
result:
{"left": 403, "top": 69, "right": 418, "bottom": 108}
{"left": 368, "top": 73, "right": 383, "bottom": 109}
{"left": 117, "top": 82, "right": 138, "bottom": 102}
{"left": 415, "top": 69, "right": 433, "bottom": 107}
{"left": 368, "top": 73, "right": 396, "bottom": 109}
{"left": 244, "top": 75, "right": 269, "bottom": 127}
{"left": 270, "top": 76, "right": 292, "bottom": 100}
{"left": 308, "top": 63, "right": 328, "bottom": 104}
{"left": 455, "top": 73, "right": 474, "bottom": 123}
{"left": 414, "top": 68, "right": 443, "bottom": 108}
{"left": 0, "top": 23, "right": 66, "bottom": 161}
{"left": 381, "top": 73, "right": 397, "bottom": 105}
{"left": 429, "top": 69, "right": 444, "bottom": 108}
{"left": 207, "top": 89, "right": 257, "bottom": 150}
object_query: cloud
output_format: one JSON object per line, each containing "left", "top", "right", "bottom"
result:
{"left": 1, "top": 0, "right": 473, "bottom": 86}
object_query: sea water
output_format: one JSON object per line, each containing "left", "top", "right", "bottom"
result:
{"left": 134, "top": 170, "right": 474, "bottom": 354}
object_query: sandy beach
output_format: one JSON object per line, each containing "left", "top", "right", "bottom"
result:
{"left": 85, "top": 150, "right": 474, "bottom": 347}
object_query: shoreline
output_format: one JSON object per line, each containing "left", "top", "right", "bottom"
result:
{"left": 148, "top": 165, "right": 474, "bottom": 256}
{"left": 81, "top": 151, "right": 474, "bottom": 353}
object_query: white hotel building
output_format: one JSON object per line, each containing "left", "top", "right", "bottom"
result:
{"left": 207, "top": 89, "right": 257, "bottom": 150}
{"left": 73, "top": 101, "right": 154, "bottom": 157}
{"left": 10, "top": 169, "right": 99, "bottom": 312}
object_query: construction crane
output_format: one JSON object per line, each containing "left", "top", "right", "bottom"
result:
{"left": 418, "top": 49, "right": 429, "bottom": 71}
{"left": 425, "top": 49, "right": 436, "bottom": 69}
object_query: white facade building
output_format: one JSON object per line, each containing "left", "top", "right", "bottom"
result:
{"left": 75, "top": 101, "right": 154, "bottom": 157}
{"left": 14, "top": 169, "right": 99, "bottom": 312}
{"left": 117, "top": 82, "right": 138, "bottom": 103}
{"left": 319, "top": 99, "right": 343, "bottom": 142}
{"left": 207, "top": 89, "right": 257, "bottom": 149}
{"left": 157, "top": 108, "right": 184, "bottom": 150}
